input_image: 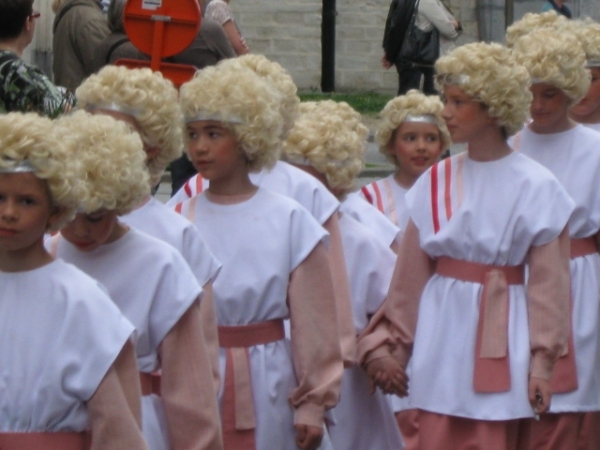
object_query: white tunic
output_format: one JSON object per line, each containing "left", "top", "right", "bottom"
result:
{"left": 177, "top": 188, "right": 331, "bottom": 449}
{"left": 0, "top": 260, "right": 134, "bottom": 432}
{"left": 407, "top": 152, "right": 574, "bottom": 420}
{"left": 50, "top": 229, "right": 202, "bottom": 450}
{"left": 519, "top": 125, "right": 600, "bottom": 412}
{"left": 340, "top": 193, "right": 402, "bottom": 248}
{"left": 359, "top": 174, "right": 411, "bottom": 230}
{"left": 121, "top": 196, "right": 221, "bottom": 286}
{"left": 327, "top": 214, "right": 403, "bottom": 450}
{"left": 168, "top": 161, "right": 340, "bottom": 225}
{"left": 583, "top": 122, "right": 600, "bottom": 133}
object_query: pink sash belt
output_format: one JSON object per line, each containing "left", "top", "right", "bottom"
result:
{"left": 0, "top": 432, "right": 90, "bottom": 450}
{"left": 218, "top": 319, "right": 285, "bottom": 450}
{"left": 436, "top": 256, "right": 525, "bottom": 393}
{"left": 570, "top": 237, "right": 597, "bottom": 259}
{"left": 139, "top": 372, "right": 162, "bottom": 396}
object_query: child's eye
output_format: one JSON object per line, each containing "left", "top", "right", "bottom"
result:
{"left": 188, "top": 131, "right": 198, "bottom": 140}
{"left": 402, "top": 134, "right": 416, "bottom": 141}
{"left": 19, "top": 197, "right": 36, "bottom": 206}
{"left": 426, "top": 134, "right": 440, "bottom": 142}
{"left": 209, "top": 131, "right": 221, "bottom": 138}
{"left": 85, "top": 213, "right": 105, "bottom": 223}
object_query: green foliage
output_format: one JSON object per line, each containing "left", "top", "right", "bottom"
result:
{"left": 298, "top": 91, "right": 393, "bottom": 116}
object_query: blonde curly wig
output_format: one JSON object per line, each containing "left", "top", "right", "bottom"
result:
{"left": 511, "top": 28, "right": 590, "bottom": 104}
{"left": 218, "top": 54, "right": 300, "bottom": 139}
{"left": 53, "top": 111, "right": 149, "bottom": 216}
{"left": 435, "top": 42, "right": 532, "bottom": 137}
{"left": 375, "top": 90, "right": 451, "bottom": 166}
{"left": 180, "top": 64, "right": 284, "bottom": 172}
{"left": 0, "top": 113, "right": 77, "bottom": 230}
{"left": 562, "top": 19, "right": 600, "bottom": 67}
{"left": 282, "top": 100, "right": 368, "bottom": 199}
{"left": 505, "top": 11, "right": 568, "bottom": 48}
{"left": 75, "top": 66, "right": 184, "bottom": 187}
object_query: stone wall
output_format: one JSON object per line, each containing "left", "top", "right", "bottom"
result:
{"left": 28, "top": 0, "right": 600, "bottom": 93}
{"left": 234, "top": 0, "right": 478, "bottom": 93}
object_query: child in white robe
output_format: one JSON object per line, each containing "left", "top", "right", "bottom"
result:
{"left": 177, "top": 61, "right": 343, "bottom": 450}
{"left": 359, "top": 90, "right": 450, "bottom": 232}
{"left": 0, "top": 112, "right": 146, "bottom": 450}
{"left": 282, "top": 99, "right": 404, "bottom": 450}
{"left": 171, "top": 54, "right": 356, "bottom": 369}
{"left": 511, "top": 28, "right": 600, "bottom": 450}
{"left": 358, "top": 89, "right": 450, "bottom": 449}
{"left": 75, "top": 65, "right": 222, "bottom": 393}
{"left": 358, "top": 42, "right": 575, "bottom": 450}
{"left": 566, "top": 19, "right": 600, "bottom": 133}
{"left": 47, "top": 111, "right": 222, "bottom": 450}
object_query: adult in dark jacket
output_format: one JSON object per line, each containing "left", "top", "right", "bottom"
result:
{"left": 382, "top": 0, "right": 460, "bottom": 95}
{"left": 52, "top": 0, "right": 109, "bottom": 91}
{"left": 1, "top": 0, "right": 74, "bottom": 116}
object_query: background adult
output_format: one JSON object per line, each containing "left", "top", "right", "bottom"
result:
{"left": 93, "top": 0, "right": 235, "bottom": 73}
{"left": 52, "top": 0, "right": 109, "bottom": 91}
{"left": 204, "top": 0, "right": 249, "bottom": 55}
{"left": 542, "top": 0, "right": 572, "bottom": 18}
{"left": 382, "top": 0, "right": 460, "bottom": 95}
{"left": 0, "top": 0, "right": 73, "bottom": 116}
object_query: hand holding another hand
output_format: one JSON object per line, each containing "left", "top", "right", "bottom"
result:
{"left": 365, "top": 355, "right": 408, "bottom": 397}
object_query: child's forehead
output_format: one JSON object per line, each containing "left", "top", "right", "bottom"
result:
{"left": 187, "top": 120, "right": 230, "bottom": 131}
{"left": 0, "top": 172, "right": 49, "bottom": 195}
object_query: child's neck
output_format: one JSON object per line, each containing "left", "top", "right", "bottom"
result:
{"left": 467, "top": 127, "right": 512, "bottom": 162}
{"left": 0, "top": 239, "right": 53, "bottom": 272}
{"left": 569, "top": 109, "right": 600, "bottom": 126}
{"left": 394, "top": 171, "right": 419, "bottom": 189}
{"left": 207, "top": 172, "right": 257, "bottom": 197}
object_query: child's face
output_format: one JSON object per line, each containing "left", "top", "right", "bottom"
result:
{"left": 186, "top": 120, "right": 245, "bottom": 182}
{"left": 571, "top": 68, "right": 600, "bottom": 121}
{"left": 60, "top": 210, "right": 119, "bottom": 252}
{"left": 390, "top": 121, "right": 443, "bottom": 184}
{"left": 442, "top": 85, "right": 490, "bottom": 143}
{"left": 0, "top": 173, "right": 60, "bottom": 255}
{"left": 529, "top": 83, "right": 571, "bottom": 134}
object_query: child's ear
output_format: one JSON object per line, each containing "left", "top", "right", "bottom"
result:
{"left": 47, "top": 206, "right": 66, "bottom": 231}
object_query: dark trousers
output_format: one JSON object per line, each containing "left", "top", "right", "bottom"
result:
{"left": 394, "top": 57, "right": 437, "bottom": 96}
{"left": 170, "top": 154, "right": 197, "bottom": 196}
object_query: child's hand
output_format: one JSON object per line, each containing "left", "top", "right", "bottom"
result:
{"left": 294, "top": 424, "right": 323, "bottom": 450}
{"left": 528, "top": 377, "right": 552, "bottom": 414}
{"left": 365, "top": 356, "right": 408, "bottom": 396}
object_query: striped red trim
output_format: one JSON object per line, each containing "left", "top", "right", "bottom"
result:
{"left": 431, "top": 163, "right": 440, "bottom": 233}
{"left": 361, "top": 186, "right": 374, "bottom": 205}
{"left": 174, "top": 202, "right": 183, "bottom": 215}
{"left": 444, "top": 158, "right": 452, "bottom": 221}
{"left": 183, "top": 180, "right": 192, "bottom": 198}
{"left": 372, "top": 182, "right": 384, "bottom": 213}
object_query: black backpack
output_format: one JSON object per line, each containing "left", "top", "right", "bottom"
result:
{"left": 382, "top": 0, "right": 419, "bottom": 63}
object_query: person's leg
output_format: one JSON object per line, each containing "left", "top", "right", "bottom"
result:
{"left": 395, "top": 410, "right": 419, "bottom": 450}
{"left": 419, "top": 410, "right": 521, "bottom": 450}
{"left": 526, "top": 412, "right": 584, "bottom": 450}
{"left": 394, "top": 58, "right": 422, "bottom": 95}
{"left": 422, "top": 66, "right": 437, "bottom": 95}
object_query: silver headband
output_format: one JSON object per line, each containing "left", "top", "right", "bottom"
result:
{"left": 0, "top": 159, "right": 37, "bottom": 173}
{"left": 436, "top": 73, "right": 470, "bottom": 86}
{"left": 283, "top": 154, "right": 312, "bottom": 167}
{"left": 404, "top": 114, "right": 440, "bottom": 126}
{"left": 85, "top": 102, "right": 144, "bottom": 118}
{"left": 587, "top": 58, "right": 600, "bottom": 68}
{"left": 185, "top": 113, "right": 245, "bottom": 125}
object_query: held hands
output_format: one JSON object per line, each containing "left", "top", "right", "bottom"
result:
{"left": 294, "top": 424, "right": 323, "bottom": 450}
{"left": 528, "top": 377, "right": 552, "bottom": 414}
{"left": 365, "top": 355, "right": 409, "bottom": 397}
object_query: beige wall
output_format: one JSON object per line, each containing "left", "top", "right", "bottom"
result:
{"left": 234, "top": 0, "right": 478, "bottom": 93}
